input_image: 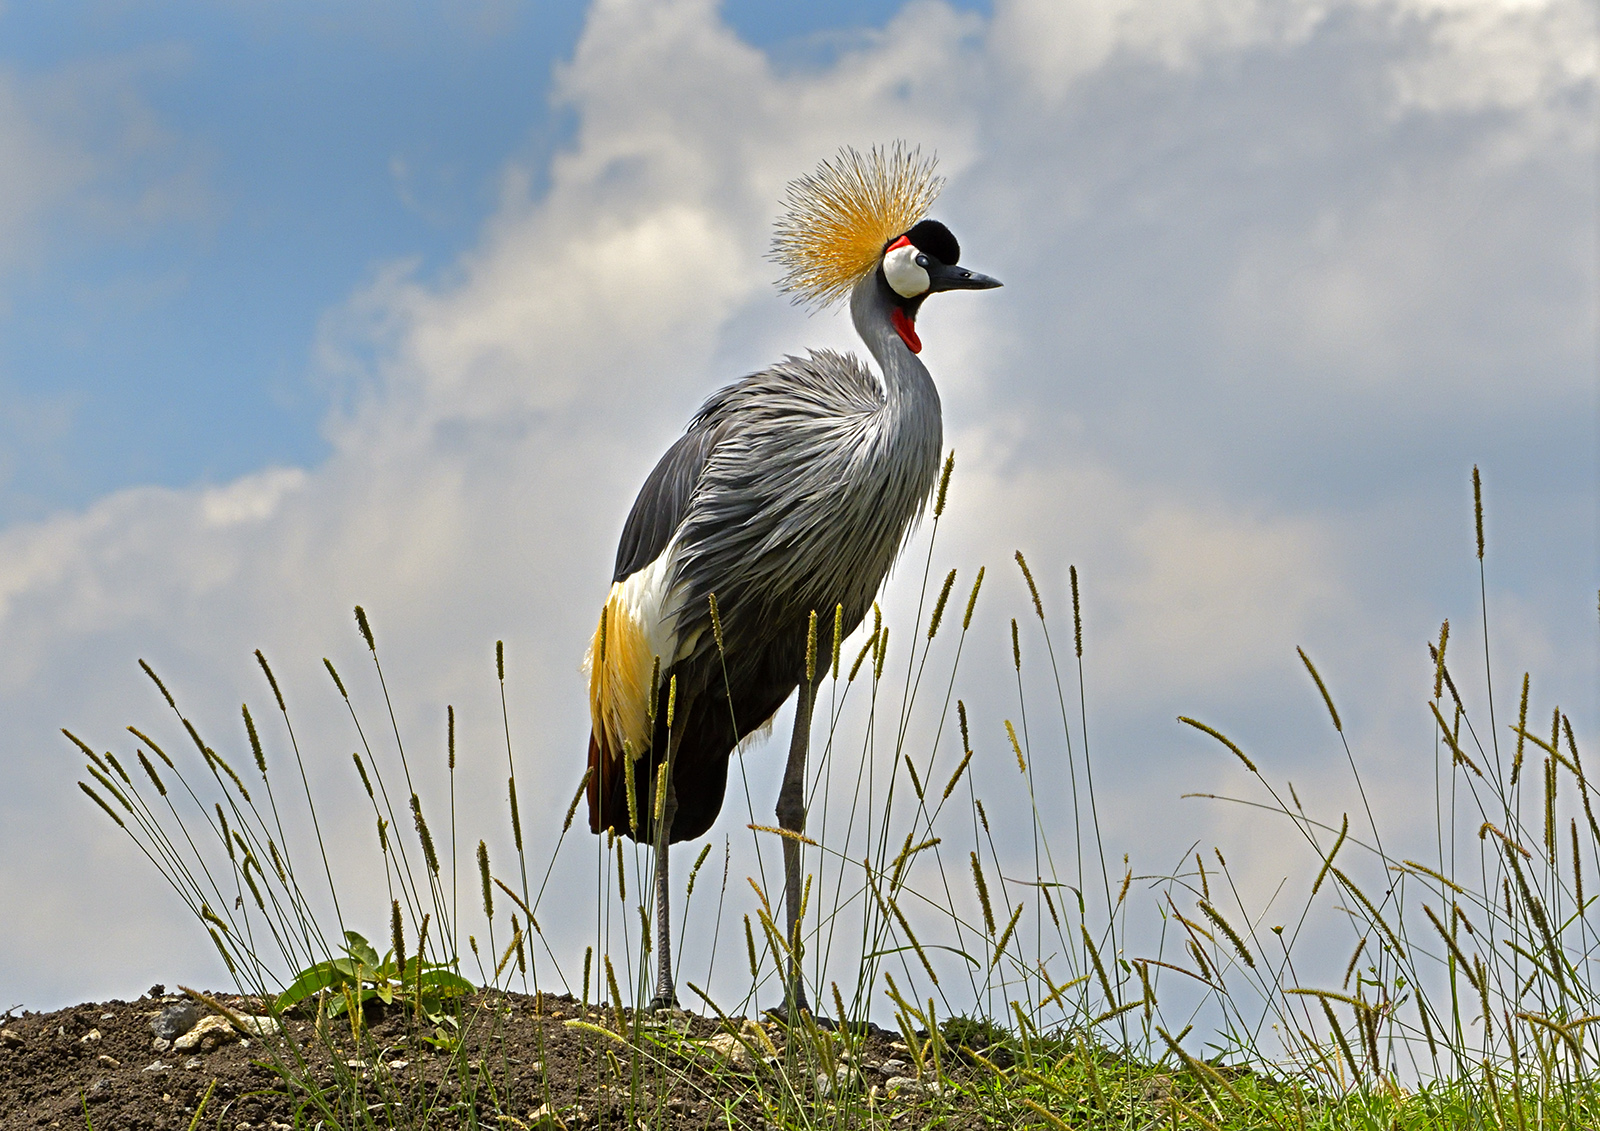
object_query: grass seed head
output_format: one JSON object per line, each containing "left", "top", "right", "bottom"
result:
{"left": 62, "top": 729, "right": 101, "bottom": 770}
{"left": 127, "top": 727, "right": 172, "bottom": 770}
{"left": 1473, "top": 464, "right": 1484, "bottom": 560}
{"left": 391, "top": 899, "right": 405, "bottom": 978}
{"left": 254, "top": 649, "right": 286, "bottom": 713}
{"left": 352, "top": 752, "right": 374, "bottom": 798}
{"left": 103, "top": 751, "right": 131, "bottom": 786}
{"left": 242, "top": 703, "right": 265, "bottom": 774}
{"left": 1178, "top": 716, "right": 1257, "bottom": 774}
{"left": 508, "top": 775, "right": 523, "bottom": 852}
{"left": 848, "top": 630, "right": 877, "bottom": 682}
{"left": 1433, "top": 620, "right": 1450, "bottom": 701}
{"left": 942, "top": 749, "right": 973, "bottom": 801}
{"left": 355, "top": 605, "right": 375, "bottom": 651}
{"left": 136, "top": 750, "right": 166, "bottom": 796}
{"left": 78, "top": 781, "right": 125, "bottom": 827}
{"left": 970, "top": 852, "right": 996, "bottom": 936}
{"left": 832, "top": 603, "right": 843, "bottom": 680}
{"left": 1070, "top": 565, "right": 1082, "bottom": 657}
{"left": 1198, "top": 900, "right": 1255, "bottom": 968}
{"left": 1297, "top": 646, "right": 1342, "bottom": 732}
{"left": 478, "top": 840, "right": 493, "bottom": 918}
{"left": 411, "top": 793, "right": 440, "bottom": 874}
{"left": 653, "top": 760, "right": 670, "bottom": 825}
{"left": 963, "top": 566, "right": 985, "bottom": 631}
{"left": 323, "top": 657, "right": 348, "bottom": 700}
{"left": 623, "top": 743, "right": 639, "bottom": 834}
{"left": 686, "top": 842, "right": 713, "bottom": 899}
{"left": 928, "top": 568, "right": 957, "bottom": 640}
{"left": 1515, "top": 671, "right": 1530, "bottom": 779}
{"left": 1006, "top": 719, "right": 1025, "bottom": 774}
{"left": 139, "top": 658, "right": 177, "bottom": 711}
{"left": 496, "top": 639, "right": 505, "bottom": 682}
{"left": 1014, "top": 551, "right": 1043, "bottom": 621}
{"left": 935, "top": 450, "right": 954, "bottom": 517}
{"left": 563, "top": 767, "right": 592, "bottom": 834}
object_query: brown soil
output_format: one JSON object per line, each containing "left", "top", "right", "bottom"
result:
{"left": 0, "top": 987, "right": 994, "bottom": 1129}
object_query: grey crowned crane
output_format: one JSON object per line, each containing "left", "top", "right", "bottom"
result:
{"left": 584, "top": 145, "right": 1000, "bottom": 1012}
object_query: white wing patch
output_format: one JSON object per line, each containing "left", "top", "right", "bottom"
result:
{"left": 585, "top": 545, "right": 689, "bottom": 761}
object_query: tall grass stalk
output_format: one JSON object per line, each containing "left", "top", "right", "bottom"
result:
{"left": 69, "top": 464, "right": 1595, "bottom": 1127}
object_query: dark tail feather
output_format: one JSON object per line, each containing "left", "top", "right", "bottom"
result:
{"left": 586, "top": 730, "right": 628, "bottom": 836}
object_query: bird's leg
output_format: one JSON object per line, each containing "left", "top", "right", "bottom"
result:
{"left": 650, "top": 728, "right": 684, "bottom": 1011}
{"left": 775, "top": 677, "right": 817, "bottom": 1017}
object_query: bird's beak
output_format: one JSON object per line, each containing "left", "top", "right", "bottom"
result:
{"left": 925, "top": 261, "right": 1002, "bottom": 293}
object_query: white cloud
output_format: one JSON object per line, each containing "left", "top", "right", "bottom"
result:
{"left": 0, "top": 0, "right": 1590, "bottom": 1016}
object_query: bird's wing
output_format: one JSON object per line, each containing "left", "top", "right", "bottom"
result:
{"left": 588, "top": 414, "right": 727, "bottom": 840}
{"left": 612, "top": 425, "right": 719, "bottom": 583}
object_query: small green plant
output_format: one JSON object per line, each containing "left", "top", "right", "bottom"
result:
{"left": 276, "top": 929, "right": 473, "bottom": 1022}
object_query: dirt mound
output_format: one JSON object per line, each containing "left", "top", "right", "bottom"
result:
{"left": 0, "top": 988, "right": 975, "bottom": 1129}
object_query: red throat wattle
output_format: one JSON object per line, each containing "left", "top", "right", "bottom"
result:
{"left": 891, "top": 307, "right": 921, "bottom": 354}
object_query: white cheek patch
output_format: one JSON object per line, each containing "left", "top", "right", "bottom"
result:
{"left": 883, "top": 244, "right": 930, "bottom": 298}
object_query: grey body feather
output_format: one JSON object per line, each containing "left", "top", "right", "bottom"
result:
{"left": 604, "top": 270, "right": 943, "bottom": 843}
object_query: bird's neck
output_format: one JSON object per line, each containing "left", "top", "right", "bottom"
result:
{"left": 851, "top": 275, "right": 940, "bottom": 420}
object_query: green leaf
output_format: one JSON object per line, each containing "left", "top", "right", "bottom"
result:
{"left": 275, "top": 961, "right": 344, "bottom": 1012}
{"left": 417, "top": 970, "right": 475, "bottom": 995}
{"left": 344, "top": 932, "right": 381, "bottom": 970}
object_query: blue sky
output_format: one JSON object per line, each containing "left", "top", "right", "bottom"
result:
{"left": 0, "top": 0, "right": 986, "bottom": 519}
{"left": 0, "top": 0, "right": 1592, "bottom": 1024}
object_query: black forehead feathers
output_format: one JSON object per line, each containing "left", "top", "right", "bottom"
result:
{"left": 905, "top": 219, "right": 959, "bottom": 265}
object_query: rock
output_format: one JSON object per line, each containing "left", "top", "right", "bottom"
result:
{"left": 234, "top": 1014, "right": 280, "bottom": 1037}
{"left": 173, "top": 1014, "right": 238, "bottom": 1052}
{"left": 527, "top": 1102, "right": 568, "bottom": 1130}
{"left": 0, "top": 1028, "right": 22, "bottom": 1047}
{"left": 184, "top": 1056, "right": 204, "bottom": 1070}
{"left": 143, "top": 1061, "right": 170, "bottom": 1072}
{"left": 85, "top": 1077, "right": 111, "bottom": 1103}
{"left": 151, "top": 1037, "right": 171, "bottom": 1052}
{"left": 700, "top": 1033, "right": 754, "bottom": 1072}
{"left": 151, "top": 1001, "right": 200, "bottom": 1040}
{"left": 815, "top": 1065, "right": 858, "bottom": 1099}
{"left": 1140, "top": 1073, "right": 1174, "bottom": 1103}
{"left": 878, "top": 1058, "right": 910, "bottom": 1076}
{"left": 99, "top": 1012, "right": 115, "bottom": 1021}
{"left": 79, "top": 1029, "right": 102, "bottom": 1044}
{"left": 884, "top": 1075, "right": 945, "bottom": 1097}
{"left": 98, "top": 1054, "right": 121, "bottom": 1068}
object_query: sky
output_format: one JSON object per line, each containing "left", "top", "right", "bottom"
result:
{"left": 0, "top": 0, "right": 1594, "bottom": 1026}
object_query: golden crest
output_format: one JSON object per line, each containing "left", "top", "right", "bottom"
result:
{"left": 771, "top": 143, "right": 944, "bottom": 309}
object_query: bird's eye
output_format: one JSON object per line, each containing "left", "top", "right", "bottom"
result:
{"left": 916, "top": 255, "right": 929, "bottom": 268}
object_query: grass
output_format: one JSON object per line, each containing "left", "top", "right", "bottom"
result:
{"left": 66, "top": 460, "right": 1599, "bottom": 1128}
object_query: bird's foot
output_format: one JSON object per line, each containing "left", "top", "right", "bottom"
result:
{"left": 765, "top": 986, "right": 832, "bottom": 1029}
